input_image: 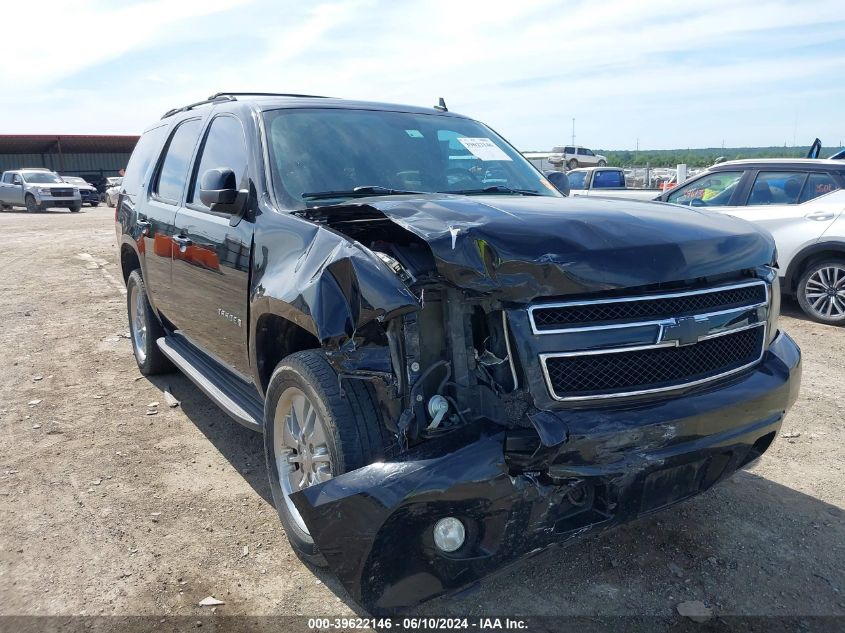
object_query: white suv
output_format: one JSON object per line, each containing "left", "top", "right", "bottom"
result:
{"left": 548, "top": 145, "right": 608, "bottom": 170}
{"left": 656, "top": 159, "right": 845, "bottom": 325}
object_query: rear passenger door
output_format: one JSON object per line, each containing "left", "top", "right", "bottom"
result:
{"left": 138, "top": 118, "right": 204, "bottom": 320}
{"left": 169, "top": 114, "right": 254, "bottom": 377}
{"left": 724, "top": 170, "right": 843, "bottom": 269}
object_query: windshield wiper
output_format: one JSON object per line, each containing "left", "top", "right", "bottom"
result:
{"left": 301, "top": 185, "right": 426, "bottom": 200}
{"left": 440, "top": 185, "right": 543, "bottom": 196}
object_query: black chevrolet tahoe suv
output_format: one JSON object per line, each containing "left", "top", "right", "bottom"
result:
{"left": 115, "top": 92, "right": 802, "bottom": 613}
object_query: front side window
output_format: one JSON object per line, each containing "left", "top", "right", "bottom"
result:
{"left": 264, "top": 108, "right": 558, "bottom": 207}
{"left": 567, "top": 171, "right": 588, "bottom": 190}
{"left": 21, "top": 172, "right": 62, "bottom": 184}
{"left": 154, "top": 119, "right": 202, "bottom": 203}
{"left": 667, "top": 171, "right": 744, "bottom": 207}
{"left": 748, "top": 172, "right": 807, "bottom": 206}
{"left": 582, "top": 148, "right": 595, "bottom": 156}
{"left": 800, "top": 172, "right": 840, "bottom": 203}
{"left": 189, "top": 116, "right": 249, "bottom": 209}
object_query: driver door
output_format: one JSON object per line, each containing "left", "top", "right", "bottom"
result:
{"left": 8, "top": 174, "right": 25, "bottom": 205}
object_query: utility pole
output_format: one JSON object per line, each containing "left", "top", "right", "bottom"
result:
{"left": 571, "top": 118, "right": 575, "bottom": 146}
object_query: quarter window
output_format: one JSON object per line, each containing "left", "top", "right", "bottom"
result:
{"left": 189, "top": 116, "right": 249, "bottom": 209}
{"left": 154, "top": 119, "right": 202, "bottom": 203}
{"left": 748, "top": 172, "right": 807, "bottom": 206}
{"left": 666, "top": 171, "right": 744, "bottom": 207}
{"left": 800, "top": 172, "right": 839, "bottom": 203}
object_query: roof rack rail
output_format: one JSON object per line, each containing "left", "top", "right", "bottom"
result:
{"left": 160, "top": 95, "right": 236, "bottom": 120}
{"left": 206, "top": 92, "right": 329, "bottom": 100}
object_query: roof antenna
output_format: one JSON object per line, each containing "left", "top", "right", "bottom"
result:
{"left": 434, "top": 97, "right": 448, "bottom": 112}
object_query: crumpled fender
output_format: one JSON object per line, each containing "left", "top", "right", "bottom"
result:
{"left": 250, "top": 213, "right": 419, "bottom": 349}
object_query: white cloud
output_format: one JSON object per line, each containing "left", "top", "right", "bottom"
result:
{"left": 1, "top": 0, "right": 843, "bottom": 149}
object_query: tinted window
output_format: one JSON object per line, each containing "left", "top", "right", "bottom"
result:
{"left": 800, "top": 172, "right": 840, "bottom": 203}
{"left": 592, "top": 170, "right": 624, "bottom": 188}
{"left": 667, "top": 171, "right": 743, "bottom": 207}
{"left": 189, "top": 116, "right": 249, "bottom": 208}
{"left": 154, "top": 119, "right": 202, "bottom": 202}
{"left": 748, "top": 172, "right": 807, "bottom": 206}
{"left": 564, "top": 146, "right": 574, "bottom": 154}
{"left": 582, "top": 148, "right": 594, "bottom": 156}
{"left": 123, "top": 124, "right": 168, "bottom": 195}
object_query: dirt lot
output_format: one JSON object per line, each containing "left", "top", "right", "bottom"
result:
{"left": 1, "top": 206, "right": 843, "bottom": 624}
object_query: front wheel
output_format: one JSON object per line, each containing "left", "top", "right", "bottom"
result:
{"left": 797, "top": 260, "right": 845, "bottom": 325}
{"left": 126, "top": 270, "right": 174, "bottom": 374}
{"left": 25, "top": 195, "right": 41, "bottom": 213}
{"left": 70, "top": 202, "right": 81, "bottom": 212}
{"left": 264, "top": 350, "right": 391, "bottom": 566}
{"left": 597, "top": 159, "right": 607, "bottom": 167}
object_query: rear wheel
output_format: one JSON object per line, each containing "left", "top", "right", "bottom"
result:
{"left": 264, "top": 350, "right": 391, "bottom": 566}
{"left": 25, "top": 195, "right": 40, "bottom": 213}
{"left": 567, "top": 158, "right": 578, "bottom": 170}
{"left": 797, "top": 260, "right": 845, "bottom": 325}
{"left": 126, "top": 270, "right": 174, "bottom": 374}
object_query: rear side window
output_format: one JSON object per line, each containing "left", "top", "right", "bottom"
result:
{"left": 122, "top": 124, "right": 168, "bottom": 195}
{"left": 748, "top": 172, "right": 807, "bottom": 206}
{"left": 189, "top": 116, "right": 249, "bottom": 209}
{"left": 154, "top": 119, "right": 202, "bottom": 203}
{"left": 564, "top": 147, "right": 574, "bottom": 154}
{"left": 800, "top": 172, "right": 840, "bottom": 203}
{"left": 592, "top": 170, "right": 624, "bottom": 188}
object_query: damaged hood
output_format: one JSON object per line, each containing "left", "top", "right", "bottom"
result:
{"left": 338, "top": 194, "right": 776, "bottom": 301}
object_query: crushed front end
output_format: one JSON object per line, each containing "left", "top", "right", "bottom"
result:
{"left": 289, "top": 196, "right": 802, "bottom": 613}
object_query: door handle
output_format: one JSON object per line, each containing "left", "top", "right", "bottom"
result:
{"left": 172, "top": 235, "right": 192, "bottom": 253}
{"left": 136, "top": 219, "right": 151, "bottom": 235}
{"left": 805, "top": 211, "right": 835, "bottom": 221}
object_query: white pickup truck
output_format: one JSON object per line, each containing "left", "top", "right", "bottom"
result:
{"left": 567, "top": 167, "right": 661, "bottom": 201}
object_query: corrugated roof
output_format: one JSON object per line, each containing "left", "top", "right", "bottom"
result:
{"left": 0, "top": 135, "right": 139, "bottom": 154}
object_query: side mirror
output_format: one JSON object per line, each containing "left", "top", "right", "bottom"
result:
{"left": 200, "top": 168, "right": 238, "bottom": 207}
{"left": 546, "top": 171, "right": 570, "bottom": 196}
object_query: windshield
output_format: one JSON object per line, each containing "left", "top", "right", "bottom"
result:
{"left": 22, "top": 172, "right": 63, "bottom": 184}
{"left": 61, "top": 176, "right": 87, "bottom": 185}
{"left": 264, "top": 108, "right": 558, "bottom": 207}
{"left": 566, "top": 171, "right": 588, "bottom": 190}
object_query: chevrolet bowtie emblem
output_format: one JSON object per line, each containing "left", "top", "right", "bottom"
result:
{"left": 661, "top": 316, "right": 711, "bottom": 346}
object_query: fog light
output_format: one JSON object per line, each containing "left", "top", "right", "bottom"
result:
{"left": 433, "top": 517, "right": 465, "bottom": 553}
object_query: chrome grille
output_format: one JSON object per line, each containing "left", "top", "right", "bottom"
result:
{"left": 542, "top": 324, "right": 765, "bottom": 400}
{"left": 530, "top": 280, "right": 769, "bottom": 402}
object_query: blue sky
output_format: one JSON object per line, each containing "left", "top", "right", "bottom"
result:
{"left": 2, "top": 0, "right": 844, "bottom": 151}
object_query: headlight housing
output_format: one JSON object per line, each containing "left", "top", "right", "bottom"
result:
{"left": 38, "top": 187, "right": 52, "bottom": 195}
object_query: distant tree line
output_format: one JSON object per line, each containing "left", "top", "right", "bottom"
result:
{"left": 593, "top": 145, "right": 844, "bottom": 168}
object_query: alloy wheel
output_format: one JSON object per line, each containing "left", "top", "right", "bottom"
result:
{"left": 129, "top": 284, "right": 148, "bottom": 363}
{"left": 274, "top": 387, "right": 332, "bottom": 535}
{"left": 804, "top": 264, "right": 845, "bottom": 319}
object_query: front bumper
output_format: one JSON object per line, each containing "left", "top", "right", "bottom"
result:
{"left": 80, "top": 191, "right": 99, "bottom": 203}
{"left": 292, "top": 331, "right": 801, "bottom": 613}
{"left": 34, "top": 194, "right": 80, "bottom": 206}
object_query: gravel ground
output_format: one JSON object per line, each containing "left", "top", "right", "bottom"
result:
{"left": 0, "top": 206, "right": 843, "bottom": 625}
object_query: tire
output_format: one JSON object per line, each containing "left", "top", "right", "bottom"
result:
{"left": 126, "top": 270, "right": 174, "bottom": 374}
{"left": 796, "top": 260, "right": 845, "bottom": 325}
{"left": 597, "top": 160, "right": 607, "bottom": 167}
{"left": 89, "top": 201, "right": 100, "bottom": 207}
{"left": 25, "top": 195, "right": 41, "bottom": 213}
{"left": 263, "top": 350, "right": 392, "bottom": 566}
{"left": 106, "top": 197, "right": 115, "bottom": 208}
{"left": 70, "top": 202, "right": 82, "bottom": 213}
{"left": 567, "top": 158, "right": 578, "bottom": 170}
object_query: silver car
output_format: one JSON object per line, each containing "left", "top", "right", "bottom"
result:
{"left": 0, "top": 168, "right": 82, "bottom": 212}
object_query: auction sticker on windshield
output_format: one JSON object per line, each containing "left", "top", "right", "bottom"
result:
{"left": 457, "top": 137, "right": 512, "bottom": 161}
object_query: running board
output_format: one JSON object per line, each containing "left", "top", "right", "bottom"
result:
{"left": 157, "top": 335, "right": 264, "bottom": 432}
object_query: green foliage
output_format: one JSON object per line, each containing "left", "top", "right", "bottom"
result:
{"left": 595, "top": 146, "right": 842, "bottom": 168}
